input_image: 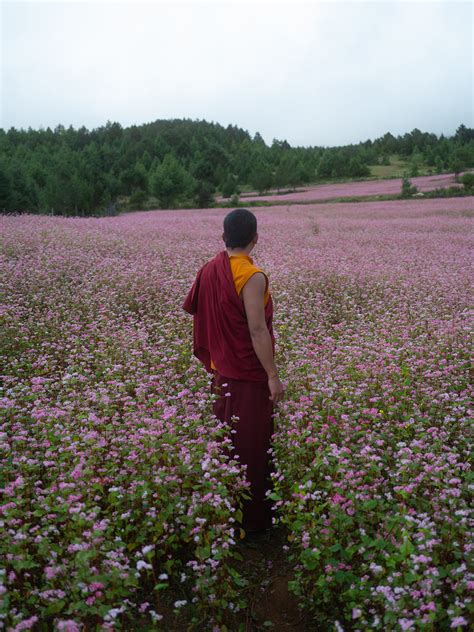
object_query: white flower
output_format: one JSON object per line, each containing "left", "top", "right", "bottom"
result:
{"left": 174, "top": 599, "right": 187, "bottom": 608}
{"left": 158, "top": 573, "right": 168, "bottom": 580}
{"left": 105, "top": 606, "right": 125, "bottom": 620}
{"left": 142, "top": 545, "right": 154, "bottom": 555}
{"left": 149, "top": 610, "right": 164, "bottom": 622}
{"left": 136, "top": 560, "right": 153, "bottom": 571}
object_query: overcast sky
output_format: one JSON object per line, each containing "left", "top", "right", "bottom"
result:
{"left": 1, "top": 0, "right": 472, "bottom": 147}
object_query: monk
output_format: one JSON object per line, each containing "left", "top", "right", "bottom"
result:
{"left": 182, "top": 208, "right": 285, "bottom": 533}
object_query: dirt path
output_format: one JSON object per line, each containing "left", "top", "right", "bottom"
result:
{"left": 230, "top": 526, "right": 323, "bottom": 631}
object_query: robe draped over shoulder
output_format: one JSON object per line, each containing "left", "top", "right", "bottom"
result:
{"left": 182, "top": 250, "right": 275, "bottom": 382}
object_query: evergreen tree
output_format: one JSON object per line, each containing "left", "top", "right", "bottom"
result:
{"left": 460, "top": 172, "right": 474, "bottom": 192}
{"left": 435, "top": 156, "right": 444, "bottom": 174}
{"left": 8, "top": 162, "right": 36, "bottom": 213}
{"left": 409, "top": 161, "right": 419, "bottom": 177}
{"left": 150, "top": 153, "right": 195, "bottom": 208}
{"left": 454, "top": 124, "right": 474, "bottom": 144}
{"left": 1, "top": 119, "right": 472, "bottom": 215}
{"left": 348, "top": 157, "right": 370, "bottom": 178}
{"left": 250, "top": 161, "right": 273, "bottom": 193}
{"left": 400, "top": 176, "right": 418, "bottom": 198}
{"left": 425, "top": 147, "right": 436, "bottom": 167}
{"left": 0, "top": 165, "right": 12, "bottom": 212}
{"left": 275, "top": 155, "right": 299, "bottom": 188}
{"left": 129, "top": 188, "right": 148, "bottom": 210}
{"left": 449, "top": 146, "right": 470, "bottom": 177}
{"left": 193, "top": 180, "right": 215, "bottom": 208}
{"left": 449, "top": 155, "right": 464, "bottom": 178}
{"left": 221, "top": 174, "right": 238, "bottom": 198}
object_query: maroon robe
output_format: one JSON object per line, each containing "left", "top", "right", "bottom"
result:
{"left": 182, "top": 250, "right": 275, "bottom": 380}
{"left": 183, "top": 250, "right": 275, "bottom": 531}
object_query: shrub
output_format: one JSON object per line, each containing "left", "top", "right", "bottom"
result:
{"left": 128, "top": 189, "right": 148, "bottom": 209}
{"left": 400, "top": 176, "right": 418, "bottom": 198}
{"left": 221, "top": 176, "right": 238, "bottom": 199}
{"left": 460, "top": 172, "right": 474, "bottom": 192}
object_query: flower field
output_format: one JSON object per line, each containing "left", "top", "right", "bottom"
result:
{"left": 235, "top": 172, "right": 463, "bottom": 203}
{"left": 1, "top": 196, "right": 473, "bottom": 631}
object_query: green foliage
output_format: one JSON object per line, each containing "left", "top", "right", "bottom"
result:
{"left": 193, "top": 179, "right": 215, "bottom": 208}
{"left": 0, "top": 120, "right": 472, "bottom": 215}
{"left": 409, "top": 149, "right": 423, "bottom": 177}
{"left": 449, "top": 159, "right": 463, "bottom": 178}
{"left": 435, "top": 156, "right": 444, "bottom": 174}
{"left": 449, "top": 146, "right": 470, "bottom": 177}
{"left": 454, "top": 123, "right": 474, "bottom": 144}
{"left": 274, "top": 154, "right": 302, "bottom": 188}
{"left": 128, "top": 188, "right": 148, "bottom": 210}
{"left": 347, "top": 157, "right": 370, "bottom": 177}
{"left": 270, "top": 313, "right": 471, "bottom": 629}
{"left": 150, "top": 153, "right": 195, "bottom": 208}
{"left": 459, "top": 171, "right": 474, "bottom": 191}
{"left": 422, "top": 186, "right": 468, "bottom": 199}
{"left": 0, "top": 163, "right": 12, "bottom": 210}
{"left": 409, "top": 162, "right": 419, "bottom": 177}
{"left": 250, "top": 161, "right": 273, "bottom": 194}
{"left": 221, "top": 175, "right": 239, "bottom": 198}
{"left": 317, "top": 151, "right": 343, "bottom": 178}
{"left": 400, "top": 176, "right": 418, "bottom": 198}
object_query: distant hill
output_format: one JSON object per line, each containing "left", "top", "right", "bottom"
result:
{"left": 0, "top": 119, "right": 472, "bottom": 215}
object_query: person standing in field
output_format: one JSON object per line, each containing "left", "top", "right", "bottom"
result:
{"left": 182, "top": 208, "right": 285, "bottom": 533}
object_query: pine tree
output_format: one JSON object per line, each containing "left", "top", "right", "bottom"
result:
{"left": 0, "top": 166, "right": 12, "bottom": 212}
{"left": 150, "top": 154, "right": 195, "bottom": 208}
{"left": 194, "top": 180, "right": 215, "bottom": 208}
{"left": 400, "top": 176, "right": 418, "bottom": 198}
{"left": 222, "top": 175, "right": 238, "bottom": 198}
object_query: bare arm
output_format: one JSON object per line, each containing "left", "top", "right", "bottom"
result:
{"left": 241, "top": 273, "right": 284, "bottom": 402}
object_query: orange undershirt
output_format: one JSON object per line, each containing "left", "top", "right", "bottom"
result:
{"left": 210, "top": 253, "right": 270, "bottom": 371}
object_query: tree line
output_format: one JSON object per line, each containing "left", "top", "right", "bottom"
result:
{"left": 0, "top": 119, "right": 472, "bottom": 215}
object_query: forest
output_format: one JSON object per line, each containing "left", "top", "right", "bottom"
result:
{"left": 0, "top": 120, "right": 473, "bottom": 216}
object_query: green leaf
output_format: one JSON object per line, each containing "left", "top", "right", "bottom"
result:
{"left": 287, "top": 580, "right": 299, "bottom": 594}
{"left": 44, "top": 599, "right": 66, "bottom": 615}
{"left": 196, "top": 544, "right": 210, "bottom": 559}
{"left": 363, "top": 499, "right": 378, "bottom": 509}
{"left": 400, "top": 539, "right": 414, "bottom": 557}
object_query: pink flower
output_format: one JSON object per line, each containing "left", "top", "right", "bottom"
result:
{"left": 13, "top": 616, "right": 39, "bottom": 631}
{"left": 44, "top": 565, "right": 61, "bottom": 580}
{"left": 450, "top": 617, "right": 468, "bottom": 628}
{"left": 57, "top": 621, "right": 81, "bottom": 632}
